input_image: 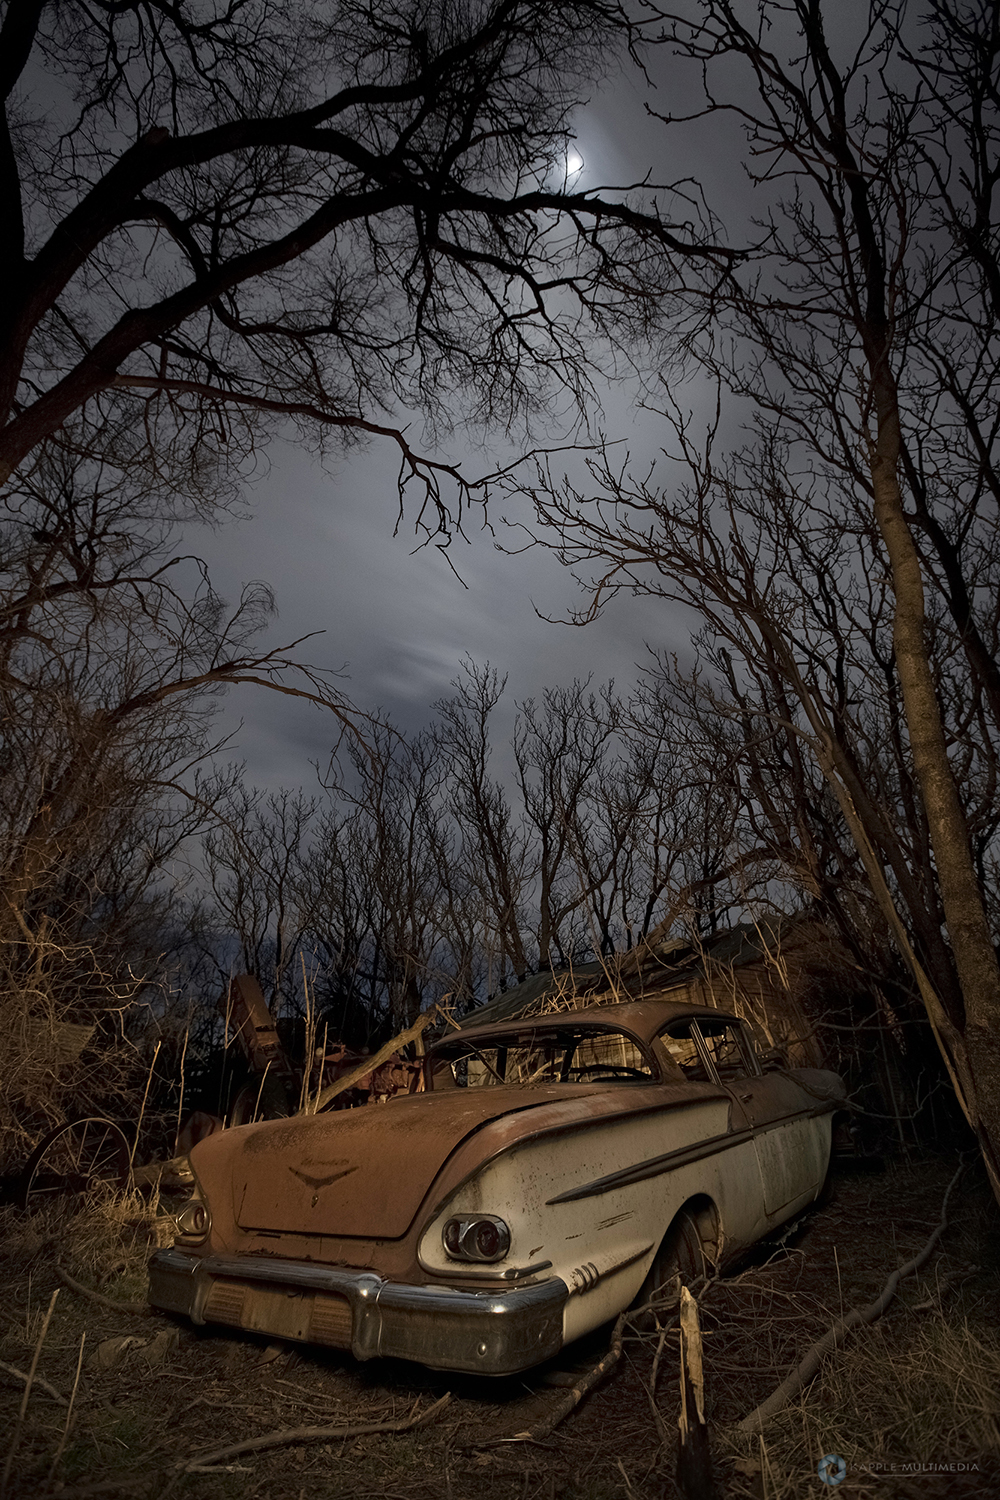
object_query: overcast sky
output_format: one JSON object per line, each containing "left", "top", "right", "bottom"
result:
{"left": 187, "top": 38, "right": 757, "bottom": 792}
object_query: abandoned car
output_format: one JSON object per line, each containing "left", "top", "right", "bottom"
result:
{"left": 148, "top": 1000, "right": 846, "bottom": 1375}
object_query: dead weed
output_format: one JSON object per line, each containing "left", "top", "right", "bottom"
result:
{"left": 0, "top": 1159, "right": 997, "bottom": 1499}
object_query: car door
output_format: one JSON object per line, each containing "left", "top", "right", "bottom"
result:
{"left": 694, "top": 1018, "right": 826, "bottom": 1216}
{"left": 657, "top": 1016, "right": 769, "bottom": 1241}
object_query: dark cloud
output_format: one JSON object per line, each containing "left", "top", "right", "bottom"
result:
{"left": 193, "top": 420, "right": 692, "bottom": 787}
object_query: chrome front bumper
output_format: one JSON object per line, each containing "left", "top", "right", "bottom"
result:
{"left": 148, "top": 1247, "right": 568, "bottom": 1376}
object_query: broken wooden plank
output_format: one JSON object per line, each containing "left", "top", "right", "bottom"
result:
{"left": 310, "top": 1006, "right": 441, "bottom": 1114}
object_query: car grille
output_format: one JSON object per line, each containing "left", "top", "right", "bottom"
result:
{"left": 309, "top": 1293, "right": 353, "bottom": 1348}
{"left": 203, "top": 1278, "right": 352, "bottom": 1350}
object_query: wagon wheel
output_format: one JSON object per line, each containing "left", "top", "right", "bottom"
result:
{"left": 228, "top": 1074, "right": 292, "bottom": 1126}
{"left": 17, "top": 1118, "right": 132, "bottom": 1211}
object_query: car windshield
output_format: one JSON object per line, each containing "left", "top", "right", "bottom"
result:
{"left": 428, "top": 1025, "right": 655, "bottom": 1088}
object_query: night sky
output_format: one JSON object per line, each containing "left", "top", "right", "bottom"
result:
{"left": 184, "top": 1, "right": 864, "bottom": 791}
{"left": 191, "top": 58, "right": 716, "bottom": 790}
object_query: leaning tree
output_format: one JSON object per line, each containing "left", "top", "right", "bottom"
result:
{"left": 527, "top": 0, "right": 1000, "bottom": 1195}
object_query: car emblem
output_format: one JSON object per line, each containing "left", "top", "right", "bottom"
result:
{"left": 289, "top": 1164, "right": 359, "bottom": 1193}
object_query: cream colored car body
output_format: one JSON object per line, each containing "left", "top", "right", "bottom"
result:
{"left": 148, "top": 1000, "right": 844, "bottom": 1374}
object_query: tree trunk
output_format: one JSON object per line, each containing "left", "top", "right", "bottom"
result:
{"left": 869, "top": 364, "right": 1000, "bottom": 1197}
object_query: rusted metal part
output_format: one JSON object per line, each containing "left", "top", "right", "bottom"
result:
{"left": 221, "top": 977, "right": 431, "bottom": 1117}
{"left": 304, "top": 1043, "right": 423, "bottom": 1111}
{"left": 311, "top": 1006, "right": 440, "bottom": 1113}
{"left": 221, "top": 974, "right": 289, "bottom": 1076}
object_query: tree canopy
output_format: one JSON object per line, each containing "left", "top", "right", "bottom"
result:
{"left": 0, "top": 0, "right": 727, "bottom": 523}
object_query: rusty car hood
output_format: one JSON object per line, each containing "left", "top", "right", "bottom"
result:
{"left": 208, "top": 1086, "right": 604, "bottom": 1240}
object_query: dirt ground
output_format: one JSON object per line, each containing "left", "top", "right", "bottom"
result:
{"left": 1, "top": 1154, "right": 998, "bottom": 1500}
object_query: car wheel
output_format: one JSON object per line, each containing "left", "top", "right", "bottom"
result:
{"left": 632, "top": 1203, "right": 717, "bottom": 1328}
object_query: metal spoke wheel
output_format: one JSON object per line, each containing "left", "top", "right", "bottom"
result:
{"left": 228, "top": 1075, "right": 292, "bottom": 1126}
{"left": 17, "top": 1118, "right": 131, "bottom": 1211}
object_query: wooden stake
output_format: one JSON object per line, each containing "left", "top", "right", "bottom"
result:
{"left": 47, "top": 1331, "right": 86, "bottom": 1481}
{"left": 173, "top": 1026, "right": 190, "bottom": 1156}
{"left": 297, "top": 953, "right": 316, "bottom": 1115}
{"left": 130, "top": 1039, "right": 162, "bottom": 1168}
{"left": 1, "top": 1288, "right": 59, "bottom": 1498}
{"left": 250, "top": 1060, "right": 272, "bottom": 1124}
{"left": 312, "top": 1023, "right": 328, "bottom": 1114}
{"left": 677, "top": 1286, "right": 715, "bottom": 1500}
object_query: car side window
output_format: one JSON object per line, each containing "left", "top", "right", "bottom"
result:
{"left": 695, "top": 1020, "right": 757, "bottom": 1080}
{"left": 659, "top": 1022, "right": 709, "bottom": 1081}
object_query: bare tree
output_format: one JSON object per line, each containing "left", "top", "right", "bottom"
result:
{"left": 0, "top": 0, "right": 732, "bottom": 522}
{"left": 201, "top": 786, "right": 320, "bottom": 1009}
{"left": 434, "top": 663, "right": 533, "bottom": 985}
{"left": 0, "top": 436, "right": 370, "bottom": 1156}
{"left": 322, "top": 723, "right": 459, "bottom": 1026}
{"left": 527, "top": 0, "right": 1000, "bottom": 1192}
{"left": 513, "top": 681, "right": 621, "bottom": 965}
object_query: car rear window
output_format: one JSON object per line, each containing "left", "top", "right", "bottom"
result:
{"left": 429, "top": 1027, "right": 654, "bottom": 1088}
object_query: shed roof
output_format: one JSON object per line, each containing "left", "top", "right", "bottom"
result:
{"left": 459, "top": 918, "right": 793, "bottom": 1030}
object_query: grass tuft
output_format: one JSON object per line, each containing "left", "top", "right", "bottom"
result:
{"left": 721, "top": 1311, "right": 1000, "bottom": 1495}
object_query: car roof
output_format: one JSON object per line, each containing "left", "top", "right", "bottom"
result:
{"left": 431, "top": 998, "right": 739, "bottom": 1050}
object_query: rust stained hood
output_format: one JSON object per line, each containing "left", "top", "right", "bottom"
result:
{"left": 230, "top": 1087, "right": 598, "bottom": 1239}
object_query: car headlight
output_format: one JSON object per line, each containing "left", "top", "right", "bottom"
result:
{"left": 442, "top": 1214, "right": 511, "bottom": 1262}
{"left": 174, "top": 1198, "right": 211, "bottom": 1244}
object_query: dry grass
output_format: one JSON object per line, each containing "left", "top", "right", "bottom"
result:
{"left": 0, "top": 1158, "right": 997, "bottom": 1499}
{"left": 719, "top": 1314, "right": 1000, "bottom": 1497}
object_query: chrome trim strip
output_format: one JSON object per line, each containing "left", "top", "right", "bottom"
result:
{"left": 441, "top": 1259, "right": 554, "bottom": 1282}
{"left": 566, "top": 1241, "right": 654, "bottom": 1298}
{"left": 148, "top": 1247, "right": 568, "bottom": 1376}
{"left": 546, "top": 1127, "right": 753, "bottom": 1204}
{"left": 546, "top": 1101, "right": 837, "bottom": 1205}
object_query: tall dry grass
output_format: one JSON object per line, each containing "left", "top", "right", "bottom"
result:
{"left": 721, "top": 1310, "right": 1000, "bottom": 1495}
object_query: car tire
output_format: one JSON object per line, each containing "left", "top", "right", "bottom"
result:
{"left": 632, "top": 1203, "right": 717, "bottom": 1328}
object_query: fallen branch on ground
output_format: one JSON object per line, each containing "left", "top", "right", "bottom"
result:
{"left": 53, "top": 1263, "right": 152, "bottom": 1317}
{"left": 178, "top": 1390, "right": 452, "bottom": 1470}
{"left": 1, "top": 1288, "right": 59, "bottom": 1499}
{"left": 35, "top": 1481, "right": 150, "bottom": 1496}
{"left": 738, "top": 1161, "right": 965, "bottom": 1434}
{"left": 0, "top": 1358, "right": 66, "bottom": 1405}
{"left": 645, "top": 1318, "right": 674, "bottom": 1448}
{"left": 500, "top": 1312, "right": 627, "bottom": 1444}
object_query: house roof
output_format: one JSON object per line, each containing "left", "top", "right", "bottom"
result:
{"left": 459, "top": 919, "right": 794, "bottom": 1030}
